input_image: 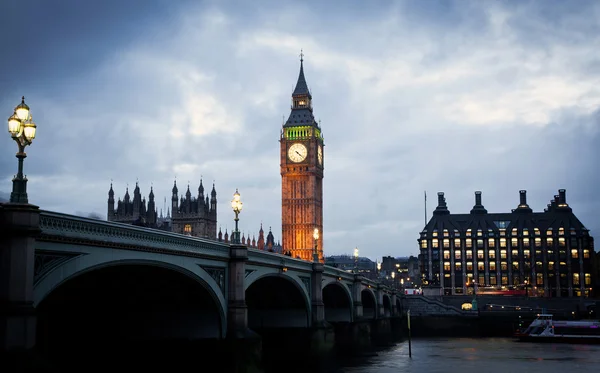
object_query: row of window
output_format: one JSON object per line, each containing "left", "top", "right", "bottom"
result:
{"left": 420, "top": 237, "right": 584, "bottom": 249}
{"left": 440, "top": 272, "right": 592, "bottom": 286}
{"left": 436, "top": 249, "right": 591, "bottom": 260}
{"left": 443, "top": 260, "right": 580, "bottom": 272}
{"left": 427, "top": 227, "right": 577, "bottom": 237}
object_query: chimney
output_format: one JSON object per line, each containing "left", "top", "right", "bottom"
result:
{"left": 558, "top": 189, "right": 566, "bottom": 204}
{"left": 433, "top": 192, "right": 450, "bottom": 215}
{"left": 519, "top": 190, "right": 527, "bottom": 206}
{"left": 437, "top": 192, "right": 445, "bottom": 207}
{"left": 475, "top": 191, "right": 482, "bottom": 206}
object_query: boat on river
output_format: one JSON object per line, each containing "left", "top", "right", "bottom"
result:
{"left": 515, "top": 314, "right": 600, "bottom": 344}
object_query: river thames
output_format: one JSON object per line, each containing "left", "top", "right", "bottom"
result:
{"left": 325, "top": 337, "right": 600, "bottom": 373}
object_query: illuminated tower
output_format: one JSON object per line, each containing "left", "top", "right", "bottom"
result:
{"left": 280, "top": 54, "right": 324, "bottom": 262}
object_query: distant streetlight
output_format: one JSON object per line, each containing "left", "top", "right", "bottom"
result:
{"left": 391, "top": 271, "right": 396, "bottom": 289}
{"left": 230, "top": 189, "right": 243, "bottom": 244}
{"left": 7, "top": 96, "right": 37, "bottom": 204}
{"left": 313, "top": 228, "right": 319, "bottom": 262}
{"left": 377, "top": 260, "right": 381, "bottom": 278}
{"left": 353, "top": 247, "right": 359, "bottom": 273}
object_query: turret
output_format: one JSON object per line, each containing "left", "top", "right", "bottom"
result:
{"left": 257, "top": 223, "right": 265, "bottom": 250}
{"left": 107, "top": 182, "right": 115, "bottom": 219}
{"left": 210, "top": 182, "right": 217, "bottom": 213}
{"left": 171, "top": 180, "right": 178, "bottom": 216}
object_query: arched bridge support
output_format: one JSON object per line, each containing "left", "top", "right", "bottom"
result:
{"left": 0, "top": 203, "right": 40, "bottom": 355}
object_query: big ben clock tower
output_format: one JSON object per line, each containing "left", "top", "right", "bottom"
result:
{"left": 280, "top": 54, "right": 324, "bottom": 262}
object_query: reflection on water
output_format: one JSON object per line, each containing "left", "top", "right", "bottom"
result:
{"left": 337, "top": 338, "right": 600, "bottom": 373}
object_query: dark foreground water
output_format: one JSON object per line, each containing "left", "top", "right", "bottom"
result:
{"left": 336, "top": 338, "right": 600, "bottom": 373}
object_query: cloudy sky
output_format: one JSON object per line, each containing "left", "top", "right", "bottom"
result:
{"left": 1, "top": 0, "right": 599, "bottom": 261}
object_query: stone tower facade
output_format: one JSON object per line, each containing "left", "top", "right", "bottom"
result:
{"left": 170, "top": 179, "right": 217, "bottom": 239}
{"left": 280, "top": 56, "right": 325, "bottom": 262}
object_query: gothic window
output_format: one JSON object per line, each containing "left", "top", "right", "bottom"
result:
{"left": 184, "top": 224, "right": 192, "bottom": 235}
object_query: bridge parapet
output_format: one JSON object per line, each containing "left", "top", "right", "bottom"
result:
{"left": 38, "top": 210, "right": 229, "bottom": 258}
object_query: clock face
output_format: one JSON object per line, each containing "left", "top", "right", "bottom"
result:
{"left": 317, "top": 145, "right": 323, "bottom": 165}
{"left": 288, "top": 143, "right": 308, "bottom": 163}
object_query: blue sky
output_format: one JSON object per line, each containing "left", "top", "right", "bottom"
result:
{"left": 1, "top": 0, "right": 599, "bottom": 260}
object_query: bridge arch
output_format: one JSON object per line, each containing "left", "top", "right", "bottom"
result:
{"left": 382, "top": 294, "right": 392, "bottom": 317}
{"left": 34, "top": 252, "right": 227, "bottom": 337}
{"left": 361, "top": 288, "right": 377, "bottom": 319}
{"left": 322, "top": 281, "right": 353, "bottom": 323}
{"left": 245, "top": 272, "right": 310, "bottom": 328}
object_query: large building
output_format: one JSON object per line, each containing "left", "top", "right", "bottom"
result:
{"left": 418, "top": 189, "right": 595, "bottom": 298}
{"left": 280, "top": 56, "right": 325, "bottom": 261}
{"left": 108, "top": 179, "right": 217, "bottom": 239}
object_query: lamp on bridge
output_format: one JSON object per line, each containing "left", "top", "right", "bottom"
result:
{"left": 353, "top": 247, "right": 359, "bottom": 274}
{"left": 377, "top": 260, "right": 381, "bottom": 278}
{"left": 231, "top": 189, "right": 243, "bottom": 244}
{"left": 7, "top": 96, "right": 37, "bottom": 204}
{"left": 312, "top": 228, "right": 319, "bottom": 262}
{"left": 391, "top": 271, "right": 396, "bottom": 289}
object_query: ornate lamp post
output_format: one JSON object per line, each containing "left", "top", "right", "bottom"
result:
{"left": 230, "top": 189, "right": 243, "bottom": 244}
{"left": 7, "top": 97, "right": 37, "bottom": 204}
{"left": 391, "top": 271, "right": 396, "bottom": 289}
{"left": 313, "top": 228, "right": 319, "bottom": 262}
{"left": 377, "top": 260, "right": 382, "bottom": 279}
{"left": 353, "top": 247, "right": 359, "bottom": 273}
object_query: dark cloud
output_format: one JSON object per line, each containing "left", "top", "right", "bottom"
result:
{"left": 1, "top": 0, "right": 599, "bottom": 260}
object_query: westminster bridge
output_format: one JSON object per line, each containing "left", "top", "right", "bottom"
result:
{"left": 1, "top": 203, "right": 403, "bottom": 371}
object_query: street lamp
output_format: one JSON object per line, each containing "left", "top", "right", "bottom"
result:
{"left": 7, "top": 96, "right": 37, "bottom": 204}
{"left": 230, "top": 189, "right": 243, "bottom": 244}
{"left": 377, "top": 260, "right": 381, "bottom": 278}
{"left": 353, "top": 247, "right": 359, "bottom": 273}
{"left": 391, "top": 271, "right": 396, "bottom": 289}
{"left": 313, "top": 228, "right": 319, "bottom": 262}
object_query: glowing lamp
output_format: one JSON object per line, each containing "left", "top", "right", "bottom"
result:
{"left": 15, "top": 96, "right": 30, "bottom": 121}
{"left": 7, "top": 113, "right": 21, "bottom": 136}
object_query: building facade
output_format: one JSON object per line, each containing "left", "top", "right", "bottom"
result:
{"left": 418, "top": 189, "right": 595, "bottom": 298}
{"left": 108, "top": 179, "right": 217, "bottom": 239}
{"left": 280, "top": 56, "right": 325, "bottom": 262}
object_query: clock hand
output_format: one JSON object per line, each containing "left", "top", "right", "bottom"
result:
{"left": 296, "top": 151, "right": 302, "bottom": 156}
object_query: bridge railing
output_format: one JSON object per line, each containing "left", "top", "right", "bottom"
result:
{"left": 38, "top": 210, "right": 230, "bottom": 257}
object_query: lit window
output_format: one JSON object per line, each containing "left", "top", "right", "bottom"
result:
{"left": 559, "top": 227, "right": 565, "bottom": 235}
{"left": 466, "top": 250, "right": 473, "bottom": 260}
{"left": 467, "top": 262, "right": 473, "bottom": 271}
{"left": 547, "top": 237, "right": 553, "bottom": 246}
{"left": 559, "top": 238, "right": 565, "bottom": 247}
{"left": 489, "top": 250, "right": 496, "bottom": 259}
{"left": 511, "top": 228, "right": 518, "bottom": 236}
{"left": 548, "top": 261, "right": 555, "bottom": 271}
{"left": 433, "top": 230, "right": 438, "bottom": 237}
{"left": 512, "top": 262, "right": 519, "bottom": 270}
{"left": 502, "top": 276, "right": 508, "bottom": 285}
{"left": 455, "top": 250, "right": 462, "bottom": 260}
{"left": 488, "top": 238, "right": 495, "bottom": 247}
{"left": 454, "top": 238, "right": 461, "bottom": 247}
{"left": 534, "top": 228, "right": 540, "bottom": 235}
{"left": 535, "top": 238, "right": 541, "bottom": 247}
{"left": 466, "top": 239, "right": 472, "bottom": 248}
{"left": 443, "top": 250, "right": 450, "bottom": 259}
{"left": 432, "top": 239, "right": 439, "bottom": 248}
{"left": 500, "top": 238, "right": 507, "bottom": 248}
{"left": 511, "top": 249, "right": 518, "bottom": 258}
{"left": 443, "top": 229, "right": 449, "bottom": 237}
{"left": 499, "top": 229, "right": 506, "bottom": 236}
{"left": 501, "top": 262, "right": 508, "bottom": 271}
{"left": 546, "top": 228, "right": 553, "bottom": 236}
{"left": 477, "top": 250, "right": 484, "bottom": 259}
{"left": 477, "top": 239, "right": 484, "bottom": 248}
{"left": 524, "top": 250, "right": 530, "bottom": 259}
{"left": 571, "top": 249, "right": 579, "bottom": 259}
{"left": 585, "top": 273, "right": 591, "bottom": 285}
{"left": 523, "top": 229, "right": 529, "bottom": 236}
{"left": 477, "top": 229, "right": 483, "bottom": 237}
{"left": 489, "top": 262, "right": 496, "bottom": 271}
{"left": 478, "top": 262, "right": 484, "bottom": 271}
{"left": 523, "top": 238, "right": 530, "bottom": 247}
{"left": 455, "top": 262, "right": 462, "bottom": 271}
{"left": 536, "top": 273, "right": 543, "bottom": 285}
{"left": 490, "top": 276, "right": 497, "bottom": 285}
{"left": 420, "top": 240, "right": 428, "bottom": 249}
{"left": 583, "top": 250, "right": 590, "bottom": 259}
{"left": 511, "top": 238, "right": 518, "bottom": 247}
{"left": 573, "top": 273, "right": 580, "bottom": 286}
{"left": 184, "top": 224, "right": 192, "bottom": 235}
{"left": 500, "top": 250, "right": 507, "bottom": 259}
{"left": 444, "top": 262, "right": 451, "bottom": 271}
{"left": 466, "top": 229, "right": 472, "bottom": 236}
{"left": 443, "top": 239, "right": 450, "bottom": 248}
